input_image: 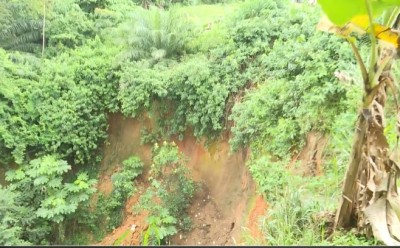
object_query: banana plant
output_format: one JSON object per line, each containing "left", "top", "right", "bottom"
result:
{"left": 317, "top": 0, "right": 400, "bottom": 245}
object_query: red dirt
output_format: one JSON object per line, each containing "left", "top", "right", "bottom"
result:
{"left": 170, "top": 184, "right": 236, "bottom": 245}
{"left": 96, "top": 180, "right": 149, "bottom": 246}
{"left": 172, "top": 131, "right": 259, "bottom": 245}
{"left": 289, "top": 131, "right": 327, "bottom": 177}
{"left": 247, "top": 195, "right": 268, "bottom": 243}
{"left": 94, "top": 113, "right": 264, "bottom": 245}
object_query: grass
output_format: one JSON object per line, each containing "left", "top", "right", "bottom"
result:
{"left": 240, "top": 227, "right": 265, "bottom": 245}
{"left": 113, "top": 229, "right": 131, "bottom": 246}
{"left": 176, "top": 4, "right": 240, "bottom": 27}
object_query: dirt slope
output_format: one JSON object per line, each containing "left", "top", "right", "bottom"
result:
{"left": 95, "top": 113, "right": 268, "bottom": 245}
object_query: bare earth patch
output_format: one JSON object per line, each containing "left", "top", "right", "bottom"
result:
{"left": 94, "top": 113, "right": 265, "bottom": 245}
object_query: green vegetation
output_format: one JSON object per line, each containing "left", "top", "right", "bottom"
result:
{"left": 1, "top": 0, "right": 399, "bottom": 246}
{"left": 135, "top": 142, "right": 195, "bottom": 245}
{"left": 3, "top": 155, "right": 96, "bottom": 244}
{"left": 98, "top": 156, "right": 144, "bottom": 232}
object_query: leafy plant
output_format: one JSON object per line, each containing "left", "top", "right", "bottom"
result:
{"left": 142, "top": 208, "right": 177, "bottom": 246}
{"left": 117, "top": 6, "right": 192, "bottom": 61}
{"left": 0, "top": 0, "right": 43, "bottom": 53}
{"left": 0, "top": 19, "right": 43, "bottom": 53}
{"left": 117, "top": 60, "right": 171, "bottom": 117}
{"left": 4, "top": 155, "right": 97, "bottom": 244}
{"left": 0, "top": 38, "right": 120, "bottom": 166}
{"left": 0, "top": 186, "right": 32, "bottom": 246}
{"left": 261, "top": 188, "right": 317, "bottom": 245}
{"left": 111, "top": 156, "right": 144, "bottom": 202}
{"left": 229, "top": 1, "right": 356, "bottom": 158}
{"left": 247, "top": 155, "right": 292, "bottom": 202}
{"left": 45, "top": 0, "right": 95, "bottom": 54}
{"left": 260, "top": 186, "right": 377, "bottom": 246}
{"left": 317, "top": 0, "right": 400, "bottom": 244}
{"left": 135, "top": 142, "right": 195, "bottom": 245}
{"left": 96, "top": 156, "right": 144, "bottom": 232}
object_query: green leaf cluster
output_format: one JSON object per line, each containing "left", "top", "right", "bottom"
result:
{"left": 3, "top": 155, "right": 96, "bottom": 244}
{"left": 136, "top": 142, "right": 195, "bottom": 245}
{"left": 111, "top": 156, "right": 144, "bottom": 203}
{"left": 318, "top": 0, "right": 400, "bottom": 26}
{"left": 229, "top": 1, "right": 359, "bottom": 158}
{"left": 0, "top": 39, "right": 119, "bottom": 166}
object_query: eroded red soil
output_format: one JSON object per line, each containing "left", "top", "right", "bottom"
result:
{"left": 94, "top": 113, "right": 263, "bottom": 245}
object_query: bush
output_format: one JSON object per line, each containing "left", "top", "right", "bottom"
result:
{"left": 111, "top": 156, "right": 144, "bottom": 201}
{"left": 260, "top": 186, "right": 378, "bottom": 246}
{"left": 0, "top": 39, "right": 120, "bottom": 166}
{"left": 261, "top": 188, "right": 317, "bottom": 245}
{"left": 248, "top": 155, "right": 292, "bottom": 202}
{"left": 116, "top": 6, "right": 192, "bottom": 61}
{"left": 100, "top": 156, "right": 144, "bottom": 231}
{"left": 135, "top": 142, "right": 195, "bottom": 245}
{"left": 229, "top": 2, "right": 356, "bottom": 158}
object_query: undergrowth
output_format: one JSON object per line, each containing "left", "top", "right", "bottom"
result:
{"left": 134, "top": 142, "right": 196, "bottom": 245}
{"left": 72, "top": 155, "right": 145, "bottom": 244}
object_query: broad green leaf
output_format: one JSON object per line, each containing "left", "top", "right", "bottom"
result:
{"left": 36, "top": 208, "right": 50, "bottom": 218}
{"left": 47, "top": 178, "right": 63, "bottom": 188}
{"left": 165, "top": 226, "right": 177, "bottom": 236}
{"left": 5, "top": 169, "right": 25, "bottom": 182}
{"left": 33, "top": 176, "right": 49, "bottom": 186}
{"left": 158, "top": 227, "right": 167, "bottom": 239}
{"left": 318, "top": 0, "right": 400, "bottom": 26}
{"left": 318, "top": 0, "right": 365, "bottom": 26}
{"left": 163, "top": 215, "right": 177, "bottom": 224}
{"left": 64, "top": 183, "right": 81, "bottom": 193}
{"left": 317, "top": 14, "right": 400, "bottom": 48}
{"left": 76, "top": 172, "right": 88, "bottom": 181}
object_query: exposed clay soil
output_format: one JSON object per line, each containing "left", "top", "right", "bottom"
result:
{"left": 96, "top": 180, "right": 149, "bottom": 246}
{"left": 247, "top": 195, "right": 268, "bottom": 243}
{"left": 170, "top": 184, "right": 236, "bottom": 246}
{"left": 289, "top": 131, "right": 327, "bottom": 177}
{"left": 93, "top": 113, "right": 268, "bottom": 246}
{"left": 93, "top": 114, "right": 327, "bottom": 246}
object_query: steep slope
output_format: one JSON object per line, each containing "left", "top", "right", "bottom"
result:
{"left": 95, "top": 113, "right": 267, "bottom": 245}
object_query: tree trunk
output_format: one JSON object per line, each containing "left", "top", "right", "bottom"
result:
{"left": 57, "top": 222, "right": 66, "bottom": 244}
{"left": 334, "top": 44, "right": 400, "bottom": 245}
{"left": 334, "top": 113, "right": 367, "bottom": 228}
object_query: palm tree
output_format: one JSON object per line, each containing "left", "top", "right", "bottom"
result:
{"left": 117, "top": 6, "right": 191, "bottom": 61}
{"left": 0, "top": 19, "right": 43, "bottom": 54}
{"left": 0, "top": 0, "right": 43, "bottom": 54}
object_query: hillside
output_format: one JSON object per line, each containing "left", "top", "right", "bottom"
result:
{"left": 1, "top": 0, "right": 399, "bottom": 246}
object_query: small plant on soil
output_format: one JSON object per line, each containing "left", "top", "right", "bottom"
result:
{"left": 111, "top": 156, "right": 144, "bottom": 201}
{"left": 247, "top": 155, "right": 292, "bottom": 203}
{"left": 95, "top": 156, "right": 144, "bottom": 232}
{"left": 134, "top": 142, "right": 196, "bottom": 245}
{"left": 142, "top": 208, "right": 178, "bottom": 246}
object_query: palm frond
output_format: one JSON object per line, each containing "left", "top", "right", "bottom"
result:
{"left": 118, "top": 6, "right": 191, "bottom": 61}
{"left": 0, "top": 19, "right": 43, "bottom": 53}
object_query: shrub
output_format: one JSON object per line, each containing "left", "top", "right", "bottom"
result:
{"left": 117, "top": 6, "right": 192, "bottom": 61}
{"left": 229, "top": 2, "right": 356, "bottom": 158}
{"left": 135, "top": 142, "right": 195, "bottom": 245}
{"left": 111, "top": 156, "right": 144, "bottom": 202}
{"left": 100, "top": 156, "right": 144, "bottom": 231}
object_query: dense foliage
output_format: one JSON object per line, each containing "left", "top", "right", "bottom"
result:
{"left": 3, "top": 155, "right": 96, "bottom": 244}
{"left": 229, "top": 2, "right": 357, "bottom": 158}
{"left": 0, "top": 0, "right": 382, "bottom": 245}
{"left": 135, "top": 142, "right": 195, "bottom": 245}
{"left": 0, "top": 40, "right": 119, "bottom": 166}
